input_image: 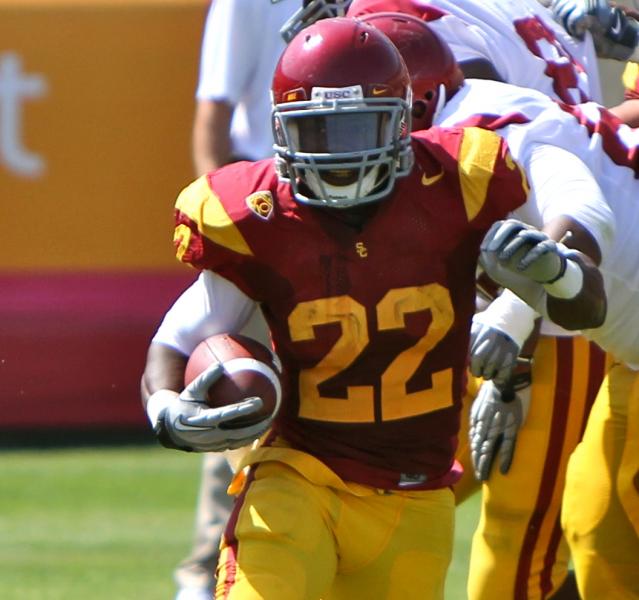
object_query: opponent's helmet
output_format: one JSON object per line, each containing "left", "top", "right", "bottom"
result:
{"left": 280, "top": 0, "right": 354, "bottom": 43}
{"left": 359, "top": 12, "right": 464, "bottom": 130}
{"left": 272, "top": 17, "right": 413, "bottom": 208}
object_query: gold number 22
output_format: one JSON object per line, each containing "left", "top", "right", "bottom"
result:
{"left": 288, "top": 284, "right": 454, "bottom": 423}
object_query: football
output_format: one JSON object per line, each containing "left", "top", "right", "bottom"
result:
{"left": 184, "top": 333, "right": 283, "bottom": 428}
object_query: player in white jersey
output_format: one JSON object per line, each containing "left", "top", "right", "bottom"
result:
{"left": 462, "top": 91, "right": 639, "bottom": 598}
{"left": 434, "top": 81, "right": 639, "bottom": 361}
{"left": 429, "top": 37, "right": 639, "bottom": 600}
{"left": 428, "top": 82, "right": 639, "bottom": 600}
{"left": 349, "top": 0, "right": 603, "bottom": 103}
{"left": 350, "top": 4, "right": 608, "bottom": 598}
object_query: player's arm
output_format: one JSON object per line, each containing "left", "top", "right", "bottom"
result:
{"left": 481, "top": 216, "right": 606, "bottom": 331}
{"left": 608, "top": 63, "right": 639, "bottom": 127}
{"left": 540, "top": 214, "right": 605, "bottom": 328}
{"left": 608, "top": 99, "right": 639, "bottom": 127}
{"left": 192, "top": 99, "right": 235, "bottom": 175}
{"left": 141, "top": 271, "right": 272, "bottom": 453}
{"left": 481, "top": 144, "right": 613, "bottom": 331}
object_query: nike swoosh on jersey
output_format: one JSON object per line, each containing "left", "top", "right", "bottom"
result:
{"left": 421, "top": 169, "right": 445, "bottom": 186}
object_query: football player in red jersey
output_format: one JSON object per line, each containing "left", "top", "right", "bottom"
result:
{"left": 141, "top": 17, "right": 606, "bottom": 599}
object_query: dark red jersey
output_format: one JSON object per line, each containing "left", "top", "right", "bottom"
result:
{"left": 174, "top": 126, "right": 527, "bottom": 489}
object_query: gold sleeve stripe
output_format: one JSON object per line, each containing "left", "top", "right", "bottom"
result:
{"left": 622, "top": 62, "right": 639, "bottom": 91}
{"left": 458, "top": 127, "right": 501, "bottom": 222}
{"left": 175, "top": 176, "right": 253, "bottom": 256}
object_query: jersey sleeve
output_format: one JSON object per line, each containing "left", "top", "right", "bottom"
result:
{"left": 431, "top": 126, "right": 530, "bottom": 229}
{"left": 152, "top": 271, "right": 264, "bottom": 356}
{"left": 511, "top": 143, "right": 614, "bottom": 260}
{"left": 427, "top": 14, "right": 503, "bottom": 73}
{"left": 173, "top": 173, "right": 255, "bottom": 277}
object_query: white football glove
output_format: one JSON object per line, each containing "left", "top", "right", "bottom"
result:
{"left": 481, "top": 219, "right": 571, "bottom": 285}
{"left": 147, "top": 363, "right": 271, "bottom": 453}
{"left": 469, "top": 377, "right": 532, "bottom": 481}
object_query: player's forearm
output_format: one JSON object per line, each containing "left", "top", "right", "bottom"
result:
{"left": 609, "top": 99, "right": 639, "bottom": 127}
{"left": 541, "top": 216, "right": 606, "bottom": 330}
{"left": 140, "top": 343, "right": 188, "bottom": 408}
{"left": 191, "top": 99, "right": 234, "bottom": 176}
{"left": 544, "top": 252, "right": 606, "bottom": 330}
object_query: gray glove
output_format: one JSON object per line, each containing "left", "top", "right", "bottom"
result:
{"left": 469, "top": 377, "right": 532, "bottom": 481}
{"left": 151, "top": 363, "right": 271, "bottom": 453}
{"left": 480, "top": 219, "right": 569, "bottom": 285}
{"left": 469, "top": 319, "right": 520, "bottom": 386}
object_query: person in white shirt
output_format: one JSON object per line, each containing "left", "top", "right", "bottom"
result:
{"left": 192, "top": 0, "right": 297, "bottom": 173}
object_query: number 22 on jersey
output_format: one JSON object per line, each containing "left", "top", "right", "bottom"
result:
{"left": 288, "top": 283, "right": 455, "bottom": 424}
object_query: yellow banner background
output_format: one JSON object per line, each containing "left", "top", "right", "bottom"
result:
{"left": 0, "top": 0, "right": 209, "bottom": 271}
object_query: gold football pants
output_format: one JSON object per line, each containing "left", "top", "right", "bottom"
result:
{"left": 562, "top": 360, "right": 639, "bottom": 599}
{"left": 455, "top": 335, "right": 607, "bottom": 600}
{"left": 217, "top": 451, "right": 454, "bottom": 600}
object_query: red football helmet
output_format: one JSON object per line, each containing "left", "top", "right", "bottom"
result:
{"left": 280, "top": 0, "right": 354, "bottom": 43}
{"left": 271, "top": 17, "right": 413, "bottom": 208}
{"left": 359, "top": 12, "right": 465, "bottom": 130}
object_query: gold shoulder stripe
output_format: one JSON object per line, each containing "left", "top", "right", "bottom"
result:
{"left": 175, "top": 176, "right": 253, "bottom": 256}
{"left": 623, "top": 62, "right": 639, "bottom": 91}
{"left": 458, "top": 127, "right": 501, "bottom": 222}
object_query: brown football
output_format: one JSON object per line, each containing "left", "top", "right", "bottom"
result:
{"left": 184, "top": 333, "right": 282, "bottom": 428}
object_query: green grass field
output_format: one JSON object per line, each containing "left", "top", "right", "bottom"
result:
{"left": 0, "top": 446, "right": 480, "bottom": 599}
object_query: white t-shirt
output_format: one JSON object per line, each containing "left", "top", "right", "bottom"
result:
{"left": 438, "top": 79, "right": 639, "bottom": 366}
{"left": 196, "top": 0, "right": 297, "bottom": 161}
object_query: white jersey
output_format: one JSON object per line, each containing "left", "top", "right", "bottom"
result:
{"left": 196, "top": 0, "right": 297, "bottom": 161}
{"left": 438, "top": 79, "right": 639, "bottom": 366}
{"left": 350, "top": 0, "right": 603, "bottom": 103}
